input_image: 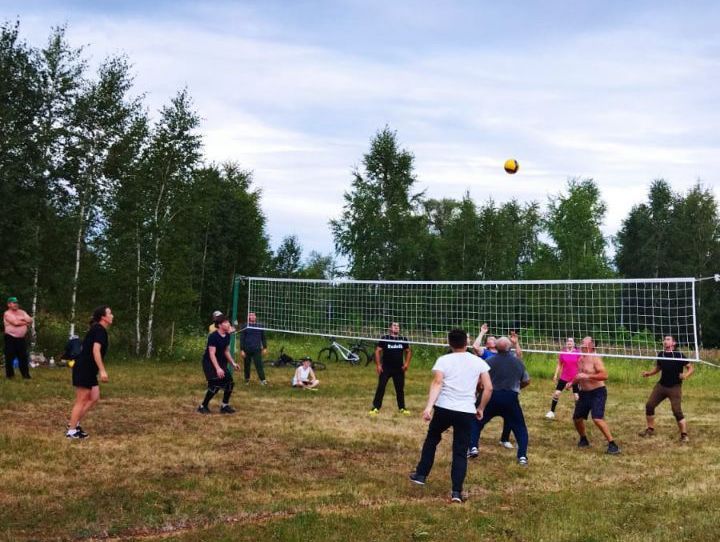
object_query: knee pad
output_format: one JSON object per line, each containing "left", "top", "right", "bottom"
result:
{"left": 645, "top": 404, "right": 655, "bottom": 417}
{"left": 673, "top": 410, "right": 684, "bottom": 422}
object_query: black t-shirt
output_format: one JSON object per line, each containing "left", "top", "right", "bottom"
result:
{"left": 77, "top": 324, "right": 109, "bottom": 373}
{"left": 203, "top": 331, "right": 231, "bottom": 371}
{"left": 656, "top": 350, "right": 688, "bottom": 387}
{"left": 376, "top": 335, "right": 409, "bottom": 370}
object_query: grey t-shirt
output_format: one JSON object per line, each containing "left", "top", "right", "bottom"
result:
{"left": 486, "top": 352, "right": 529, "bottom": 393}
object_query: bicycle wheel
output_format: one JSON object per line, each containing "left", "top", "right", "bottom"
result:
{"left": 351, "top": 347, "right": 370, "bottom": 367}
{"left": 317, "top": 348, "right": 338, "bottom": 364}
{"left": 311, "top": 360, "right": 326, "bottom": 371}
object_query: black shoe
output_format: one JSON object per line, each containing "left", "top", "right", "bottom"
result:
{"left": 22, "top": 375, "right": 31, "bottom": 379}
{"left": 577, "top": 436, "right": 590, "bottom": 448}
{"left": 450, "top": 491, "right": 465, "bottom": 503}
{"left": 606, "top": 441, "right": 621, "bottom": 455}
{"left": 66, "top": 429, "right": 88, "bottom": 439}
{"left": 75, "top": 425, "right": 89, "bottom": 438}
{"left": 220, "top": 405, "right": 236, "bottom": 414}
{"left": 197, "top": 405, "right": 212, "bottom": 414}
{"left": 409, "top": 472, "right": 426, "bottom": 485}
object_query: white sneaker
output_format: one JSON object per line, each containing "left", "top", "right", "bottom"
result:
{"left": 499, "top": 441, "right": 514, "bottom": 449}
{"left": 545, "top": 411, "right": 556, "bottom": 419}
{"left": 518, "top": 456, "right": 528, "bottom": 466}
{"left": 466, "top": 446, "right": 479, "bottom": 458}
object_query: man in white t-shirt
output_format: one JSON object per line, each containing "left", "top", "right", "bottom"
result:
{"left": 409, "top": 328, "right": 493, "bottom": 503}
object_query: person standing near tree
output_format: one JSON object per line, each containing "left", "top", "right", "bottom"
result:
{"left": 638, "top": 335, "right": 694, "bottom": 443}
{"left": 3, "top": 296, "right": 33, "bottom": 379}
{"left": 369, "top": 322, "right": 412, "bottom": 416}
{"left": 66, "top": 306, "right": 113, "bottom": 439}
{"left": 197, "top": 315, "right": 240, "bottom": 414}
{"left": 239, "top": 312, "right": 268, "bottom": 385}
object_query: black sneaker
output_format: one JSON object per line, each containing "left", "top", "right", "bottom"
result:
{"left": 450, "top": 491, "right": 465, "bottom": 503}
{"left": 409, "top": 472, "right": 426, "bottom": 485}
{"left": 66, "top": 429, "right": 88, "bottom": 439}
{"left": 467, "top": 446, "right": 479, "bottom": 458}
{"left": 577, "top": 436, "right": 590, "bottom": 448}
{"left": 197, "top": 405, "right": 212, "bottom": 414}
{"left": 606, "top": 441, "right": 621, "bottom": 455}
{"left": 75, "top": 425, "right": 89, "bottom": 438}
{"left": 220, "top": 405, "right": 236, "bottom": 414}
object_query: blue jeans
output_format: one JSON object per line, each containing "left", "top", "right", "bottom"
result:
{"left": 470, "top": 390, "right": 529, "bottom": 459}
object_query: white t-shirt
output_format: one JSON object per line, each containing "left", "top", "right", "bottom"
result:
{"left": 432, "top": 352, "right": 491, "bottom": 414}
{"left": 292, "top": 365, "right": 312, "bottom": 386}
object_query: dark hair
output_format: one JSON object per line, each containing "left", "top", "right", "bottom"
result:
{"left": 89, "top": 305, "right": 110, "bottom": 327}
{"left": 448, "top": 328, "right": 468, "bottom": 349}
{"left": 215, "top": 315, "right": 229, "bottom": 325}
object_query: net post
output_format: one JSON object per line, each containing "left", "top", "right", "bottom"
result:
{"left": 691, "top": 280, "right": 700, "bottom": 361}
{"left": 230, "top": 275, "right": 241, "bottom": 356}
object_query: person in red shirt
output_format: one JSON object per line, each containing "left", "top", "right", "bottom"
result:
{"left": 3, "top": 296, "right": 33, "bottom": 379}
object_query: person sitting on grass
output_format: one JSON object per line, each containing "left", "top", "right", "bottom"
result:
{"left": 292, "top": 357, "right": 320, "bottom": 390}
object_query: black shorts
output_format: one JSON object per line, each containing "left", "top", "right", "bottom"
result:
{"left": 573, "top": 387, "right": 607, "bottom": 420}
{"left": 72, "top": 362, "right": 98, "bottom": 389}
{"left": 556, "top": 379, "right": 580, "bottom": 394}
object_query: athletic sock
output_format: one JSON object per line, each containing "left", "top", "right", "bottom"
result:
{"left": 550, "top": 399, "right": 558, "bottom": 412}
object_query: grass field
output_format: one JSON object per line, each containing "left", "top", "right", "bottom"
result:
{"left": 1, "top": 336, "right": 719, "bottom": 541}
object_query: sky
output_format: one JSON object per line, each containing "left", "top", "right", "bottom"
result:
{"left": 5, "top": 0, "right": 720, "bottom": 259}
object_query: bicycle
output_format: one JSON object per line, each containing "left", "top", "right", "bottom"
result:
{"left": 269, "top": 347, "right": 326, "bottom": 371}
{"left": 317, "top": 338, "right": 371, "bottom": 366}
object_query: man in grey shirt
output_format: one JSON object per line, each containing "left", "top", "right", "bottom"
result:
{"left": 469, "top": 335, "right": 530, "bottom": 465}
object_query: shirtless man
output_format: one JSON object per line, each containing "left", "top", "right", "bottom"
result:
{"left": 569, "top": 336, "right": 620, "bottom": 454}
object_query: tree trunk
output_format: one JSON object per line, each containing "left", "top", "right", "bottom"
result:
{"left": 69, "top": 201, "right": 86, "bottom": 338}
{"left": 135, "top": 223, "right": 142, "bottom": 356}
{"left": 30, "top": 263, "right": 39, "bottom": 349}
{"left": 145, "top": 233, "right": 161, "bottom": 358}
{"left": 197, "top": 222, "right": 210, "bottom": 316}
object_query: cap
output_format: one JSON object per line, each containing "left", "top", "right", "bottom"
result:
{"left": 299, "top": 356, "right": 312, "bottom": 362}
{"left": 7, "top": 296, "right": 18, "bottom": 303}
{"left": 212, "top": 310, "right": 223, "bottom": 318}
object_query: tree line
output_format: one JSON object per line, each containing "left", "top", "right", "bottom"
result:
{"left": 2, "top": 23, "right": 718, "bottom": 354}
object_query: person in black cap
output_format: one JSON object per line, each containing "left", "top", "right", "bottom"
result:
{"left": 3, "top": 296, "right": 33, "bottom": 379}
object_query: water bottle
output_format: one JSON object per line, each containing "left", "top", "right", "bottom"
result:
{"left": 49, "top": 356, "right": 55, "bottom": 367}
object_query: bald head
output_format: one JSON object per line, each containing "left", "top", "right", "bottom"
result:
{"left": 496, "top": 337, "right": 512, "bottom": 352}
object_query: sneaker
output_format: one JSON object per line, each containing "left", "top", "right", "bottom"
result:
{"left": 467, "top": 446, "right": 479, "bottom": 458}
{"left": 220, "top": 405, "right": 236, "bottom": 414}
{"left": 197, "top": 405, "right": 212, "bottom": 414}
{"left": 450, "top": 491, "right": 465, "bottom": 503}
{"left": 518, "top": 456, "right": 529, "bottom": 466}
{"left": 577, "top": 436, "right": 590, "bottom": 448}
{"left": 606, "top": 441, "right": 621, "bottom": 455}
{"left": 75, "top": 425, "right": 89, "bottom": 438}
{"left": 244, "top": 380, "right": 250, "bottom": 385}
{"left": 545, "top": 410, "right": 556, "bottom": 419}
{"left": 638, "top": 427, "right": 655, "bottom": 437}
{"left": 399, "top": 408, "right": 411, "bottom": 416}
{"left": 65, "top": 429, "right": 88, "bottom": 439}
{"left": 409, "top": 472, "right": 426, "bottom": 485}
{"left": 499, "top": 440, "right": 514, "bottom": 449}
{"left": 368, "top": 408, "right": 379, "bottom": 416}
{"left": 680, "top": 433, "right": 690, "bottom": 443}
{"left": 261, "top": 380, "right": 268, "bottom": 386}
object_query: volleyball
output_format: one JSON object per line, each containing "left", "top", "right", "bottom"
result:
{"left": 504, "top": 159, "right": 519, "bottom": 174}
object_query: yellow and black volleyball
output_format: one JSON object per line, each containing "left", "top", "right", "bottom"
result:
{"left": 504, "top": 159, "right": 519, "bottom": 174}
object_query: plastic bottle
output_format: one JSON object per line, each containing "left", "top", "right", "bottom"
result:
{"left": 49, "top": 356, "right": 55, "bottom": 367}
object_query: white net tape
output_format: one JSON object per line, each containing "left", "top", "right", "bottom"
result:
{"left": 245, "top": 277, "right": 701, "bottom": 361}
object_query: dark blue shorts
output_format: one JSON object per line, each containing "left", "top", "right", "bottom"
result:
{"left": 573, "top": 387, "right": 607, "bottom": 420}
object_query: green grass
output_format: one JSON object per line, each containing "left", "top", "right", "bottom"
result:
{"left": 1, "top": 335, "right": 719, "bottom": 541}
